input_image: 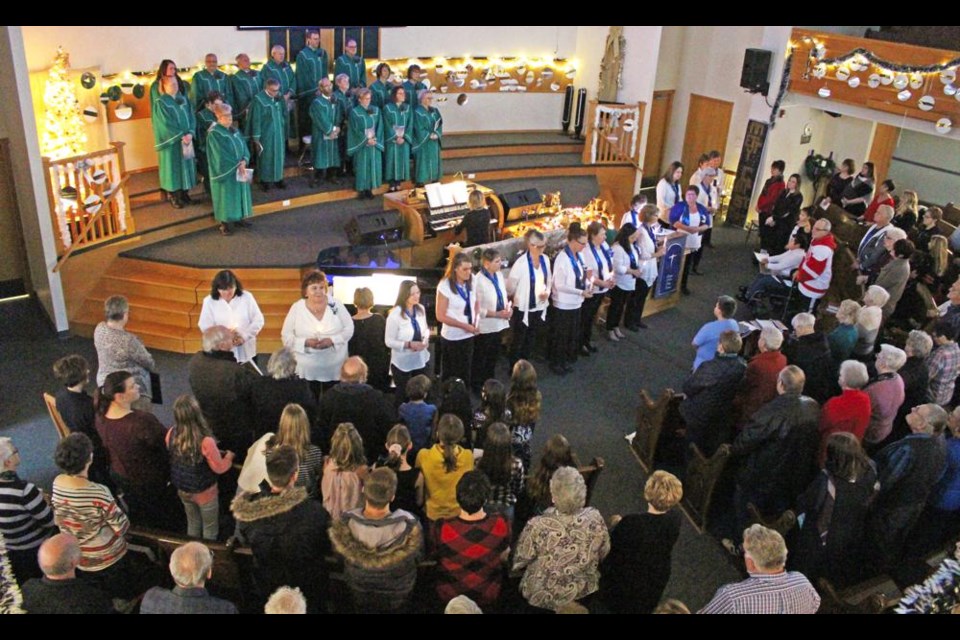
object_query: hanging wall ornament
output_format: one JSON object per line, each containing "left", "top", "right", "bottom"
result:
{"left": 897, "top": 89, "right": 912, "bottom": 101}
{"left": 812, "top": 63, "right": 827, "bottom": 79}
{"left": 868, "top": 73, "right": 881, "bottom": 88}
{"left": 818, "top": 86, "right": 831, "bottom": 99}
{"left": 814, "top": 43, "right": 826, "bottom": 60}
{"left": 941, "top": 68, "right": 957, "bottom": 85}
{"left": 944, "top": 84, "right": 957, "bottom": 96}
{"left": 133, "top": 84, "right": 145, "bottom": 99}
{"left": 880, "top": 69, "right": 894, "bottom": 85}
{"left": 835, "top": 66, "right": 850, "bottom": 81}
{"left": 918, "top": 95, "right": 936, "bottom": 111}
{"left": 848, "top": 77, "right": 861, "bottom": 88}
{"left": 107, "top": 85, "right": 121, "bottom": 101}
{"left": 114, "top": 103, "right": 133, "bottom": 120}
{"left": 893, "top": 74, "right": 909, "bottom": 90}
{"left": 910, "top": 73, "right": 924, "bottom": 89}
{"left": 99, "top": 92, "right": 110, "bottom": 105}
{"left": 82, "top": 106, "right": 98, "bottom": 122}
{"left": 936, "top": 118, "right": 952, "bottom": 135}
{"left": 120, "top": 81, "right": 134, "bottom": 95}
{"left": 80, "top": 72, "right": 96, "bottom": 89}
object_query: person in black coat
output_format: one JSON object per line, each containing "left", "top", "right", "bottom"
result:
{"left": 891, "top": 331, "right": 933, "bottom": 443}
{"left": 348, "top": 288, "right": 391, "bottom": 393}
{"left": 251, "top": 347, "right": 319, "bottom": 440}
{"left": 317, "top": 356, "right": 396, "bottom": 461}
{"left": 783, "top": 313, "right": 835, "bottom": 404}
{"left": 52, "top": 355, "right": 112, "bottom": 488}
{"left": 680, "top": 330, "right": 747, "bottom": 457}
{"left": 188, "top": 327, "right": 258, "bottom": 457}
{"left": 231, "top": 446, "right": 331, "bottom": 614}
{"left": 789, "top": 433, "right": 878, "bottom": 588}
{"left": 731, "top": 365, "right": 820, "bottom": 530}
{"left": 453, "top": 190, "right": 495, "bottom": 248}
{"left": 20, "top": 533, "right": 114, "bottom": 615}
{"left": 760, "top": 173, "right": 803, "bottom": 254}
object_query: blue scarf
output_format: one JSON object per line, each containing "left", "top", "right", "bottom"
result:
{"left": 629, "top": 210, "right": 639, "bottom": 228}
{"left": 590, "top": 243, "right": 612, "bottom": 278}
{"left": 527, "top": 252, "right": 547, "bottom": 308}
{"left": 671, "top": 181, "right": 680, "bottom": 203}
{"left": 622, "top": 243, "right": 638, "bottom": 270}
{"left": 454, "top": 282, "right": 472, "bottom": 325}
{"left": 679, "top": 203, "right": 711, "bottom": 227}
{"left": 642, "top": 223, "right": 656, "bottom": 246}
{"left": 701, "top": 182, "right": 713, "bottom": 208}
{"left": 564, "top": 246, "right": 586, "bottom": 290}
{"left": 481, "top": 269, "right": 504, "bottom": 311}
{"left": 403, "top": 305, "right": 422, "bottom": 343}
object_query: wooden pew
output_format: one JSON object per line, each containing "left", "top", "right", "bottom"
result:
{"left": 631, "top": 388, "right": 683, "bottom": 473}
{"left": 942, "top": 202, "right": 960, "bottom": 227}
{"left": 680, "top": 443, "right": 732, "bottom": 533}
{"left": 746, "top": 502, "right": 796, "bottom": 537}
{"left": 817, "top": 576, "right": 900, "bottom": 614}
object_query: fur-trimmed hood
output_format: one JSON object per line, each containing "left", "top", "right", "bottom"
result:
{"left": 329, "top": 509, "right": 423, "bottom": 570}
{"left": 230, "top": 486, "right": 309, "bottom": 523}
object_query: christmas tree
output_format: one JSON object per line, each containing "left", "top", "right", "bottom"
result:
{"left": 40, "top": 46, "right": 87, "bottom": 160}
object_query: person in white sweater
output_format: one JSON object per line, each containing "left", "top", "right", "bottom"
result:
{"left": 550, "top": 223, "right": 593, "bottom": 375}
{"left": 607, "top": 223, "right": 644, "bottom": 341}
{"left": 579, "top": 221, "right": 617, "bottom": 353}
{"left": 473, "top": 248, "right": 512, "bottom": 390}
{"left": 506, "top": 229, "right": 552, "bottom": 365}
{"left": 384, "top": 280, "right": 431, "bottom": 404}
{"left": 739, "top": 234, "right": 809, "bottom": 302}
{"left": 198, "top": 269, "right": 265, "bottom": 365}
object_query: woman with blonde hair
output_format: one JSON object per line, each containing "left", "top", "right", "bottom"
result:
{"left": 416, "top": 414, "right": 474, "bottom": 520}
{"left": 348, "top": 287, "right": 390, "bottom": 392}
{"left": 893, "top": 189, "right": 919, "bottom": 233}
{"left": 166, "top": 394, "right": 235, "bottom": 540}
{"left": 271, "top": 403, "right": 324, "bottom": 498}
{"left": 828, "top": 299, "right": 862, "bottom": 363}
{"left": 853, "top": 286, "right": 889, "bottom": 359}
{"left": 321, "top": 423, "right": 368, "bottom": 519}
{"left": 507, "top": 359, "right": 541, "bottom": 470}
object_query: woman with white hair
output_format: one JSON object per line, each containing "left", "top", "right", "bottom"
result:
{"left": 94, "top": 295, "right": 156, "bottom": 412}
{"left": 818, "top": 360, "right": 872, "bottom": 459}
{"left": 513, "top": 466, "right": 610, "bottom": 611}
{"left": 250, "top": 347, "right": 318, "bottom": 439}
{"left": 0, "top": 438, "right": 55, "bottom": 584}
{"left": 863, "top": 344, "right": 907, "bottom": 453}
{"left": 207, "top": 102, "right": 253, "bottom": 235}
{"left": 853, "top": 285, "right": 890, "bottom": 359}
{"left": 894, "top": 330, "right": 935, "bottom": 441}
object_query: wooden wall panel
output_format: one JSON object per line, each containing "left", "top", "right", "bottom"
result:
{"left": 869, "top": 123, "right": 901, "bottom": 185}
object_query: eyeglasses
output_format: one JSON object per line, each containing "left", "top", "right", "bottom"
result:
{"left": 529, "top": 243, "right": 545, "bottom": 249}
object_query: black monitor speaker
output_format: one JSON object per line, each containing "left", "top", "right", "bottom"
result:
{"left": 344, "top": 210, "right": 404, "bottom": 246}
{"left": 500, "top": 189, "right": 542, "bottom": 224}
{"left": 740, "top": 48, "right": 771, "bottom": 95}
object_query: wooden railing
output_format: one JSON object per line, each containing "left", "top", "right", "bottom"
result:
{"left": 582, "top": 100, "right": 645, "bottom": 167}
{"left": 42, "top": 141, "right": 134, "bottom": 268}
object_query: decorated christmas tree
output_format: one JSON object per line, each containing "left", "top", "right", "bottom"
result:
{"left": 40, "top": 46, "right": 87, "bottom": 160}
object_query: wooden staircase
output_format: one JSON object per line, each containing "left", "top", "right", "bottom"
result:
{"left": 71, "top": 258, "right": 308, "bottom": 354}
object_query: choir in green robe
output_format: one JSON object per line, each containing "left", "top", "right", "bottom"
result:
{"left": 248, "top": 90, "right": 286, "bottom": 184}
{"left": 153, "top": 93, "right": 198, "bottom": 195}
{"left": 369, "top": 79, "right": 392, "bottom": 110}
{"left": 309, "top": 93, "right": 342, "bottom": 172}
{"left": 207, "top": 123, "right": 252, "bottom": 223}
{"left": 190, "top": 69, "right": 234, "bottom": 111}
{"left": 402, "top": 80, "right": 426, "bottom": 110}
{"left": 261, "top": 60, "right": 296, "bottom": 138}
{"left": 229, "top": 69, "right": 261, "bottom": 125}
{"left": 196, "top": 107, "right": 218, "bottom": 191}
{"left": 295, "top": 45, "right": 330, "bottom": 137}
{"left": 347, "top": 105, "right": 384, "bottom": 194}
{"left": 411, "top": 104, "right": 443, "bottom": 185}
{"left": 150, "top": 78, "right": 188, "bottom": 105}
{"left": 382, "top": 101, "right": 412, "bottom": 185}
{"left": 334, "top": 54, "right": 367, "bottom": 89}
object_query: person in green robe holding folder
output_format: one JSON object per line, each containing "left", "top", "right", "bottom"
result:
{"left": 230, "top": 53, "right": 261, "bottom": 131}
{"left": 402, "top": 65, "right": 426, "bottom": 111}
{"left": 207, "top": 103, "right": 252, "bottom": 236}
{"left": 248, "top": 79, "right": 286, "bottom": 191}
{"left": 261, "top": 45, "right": 296, "bottom": 147}
{"left": 383, "top": 85, "right": 412, "bottom": 192}
{"left": 195, "top": 91, "right": 223, "bottom": 195}
{"left": 295, "top": 30, "right": 330, "bottom": 149}
{"left": 309, "top": 77, "right": 342, "bottom": 186}
{"left": 369, "top": 63, "right": 393, "bottom": 110}
{"left": 334, "top": 39, "right": 367, "bottom": 90}
{"left": 190, "top": 54, "right": 234, "bottom": 112}
{"left": 153, "top": 76, "right": 197, "bottom": 208}
{"left": 347, "top": 88, "right": 383, "bottom": 200}
{"left": 411, "top": 90, "right": 443, "bottom": 187}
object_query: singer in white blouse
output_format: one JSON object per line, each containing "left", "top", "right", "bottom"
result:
{"left": 281, "top": 270, "right": 354, "bottom": 395}
{"left": 549, "top": 224, "right": 593, "bottom": 375}
{"left": 436, "top": 252, "right": 480, "bottom": 389}
{"left": 634, "top": 205, "right": 666, "bottom": 328}
{"left": 607, "top": 224, "right": 644, "bottom": 341}
{"left": 384, "top": 280, "right": 431, "bottom": 404}
{"left": 473, "top": 248, "right": 512, "bottom": 390}
{"left": 580, "top": 221, "right": 617, "bottom": 353}
{"left": 198, "top": 270, "right": 265, "bottom": 365}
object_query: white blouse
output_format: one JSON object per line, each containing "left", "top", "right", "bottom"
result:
{"left": 437, "top": 278, "right": 479, "bottom": 342}
{"left": 656, "top": 179, "right": 680, "bottom": 216}
{"left": 551, "top": 248, "right": 587, "bottom": 310}
{"left": 281, "top": 298, "right": 354, "bottom": 382}
{"left": 505, "top": 252, "right": 551, "bottom": 326}
{"left": 635, "top": 225, "right": 659, "bottom": 287}
{"left": 384, "top": 305, "right": 431, "bottom": 372}
{"left": 612, "top": 243, "right": 641, "bottom": 292}
{"left": 620, "top": 209, "right": 642, "bottom": 229}
{"left": 580, "top": 242, "right": 614, "bottom": 295}
{"left": 475, "top": 270, "right": 510, "bottom": 334}
{"left": 197, "top": 292, "right": 265, "bottom": 364}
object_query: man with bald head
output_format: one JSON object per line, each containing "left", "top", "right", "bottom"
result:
{"left": 190, "top": 53, "right": 234, "bottom": 112}
{"left": 20, "top": 534, "right": 113, "bottom": 614}
{"left": 229, "top": 53, "right": 261, "bottom": 130}
{"left": 317, "top": 356, "right": 395, "bottom": 460}
{"left": 141, "top": 541, "right": 237, "bottom": 614}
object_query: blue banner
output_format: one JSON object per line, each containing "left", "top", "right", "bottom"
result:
{"left": 655, "top": 235, "right": 686, "bottom": 299}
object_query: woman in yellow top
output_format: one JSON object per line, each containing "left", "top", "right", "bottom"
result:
{"left": 415, "top": 414, "right": 474, "bottom": 520}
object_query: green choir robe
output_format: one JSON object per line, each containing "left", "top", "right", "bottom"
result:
{"left": 207, "top": 123, "right": 252, "bottom": 223}
{"left": 411, "top": 105, "right": 443, "bottom": 185}
{"left": 248, "top": 91, "right": 286, "bottom": 183}
{"left": 382, "top": 102, "right": 413, "bottom": 182}
{"left": 347, "top": 105, "right": 384, "bottom": 192}
{"left": 153, "top": 94, "right": 198, "bottom": 192}
{"left": 369, "top": 80, "right": 392, "bottom": 110}
{"left": 150, "top": 78, "right": 189, "bottom": 106}
{"left": 189, "top": 69, "right": 234, "bottom": 112}
{"left": 229, "top": 69, "right": 262, "bottom": 122}
{"left": 402, "top": 80, "right": 426, "bottom": 110}
{"left": 261, "top": 60, "right": 296, "bottom": 138}
{"left": 309, "top": 94, "right": 342, "bottom": 170}
{"left": 295, "top": 46, "right": 330, "bottom": 100}
{"left": 334, "top": 54, "right": 367, "bottom": 89}
{"left": 196, "top": 108, "right": 218, "bottom": 181}
{"left": 333, "top": 89, "right": 355, "bottom": 123}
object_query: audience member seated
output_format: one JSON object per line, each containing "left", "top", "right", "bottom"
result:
{"left": 433, "top": 470, "right": 511, "bottom": 610}
{"left": 927, "top": 319, "right": 960, "bottom": 406}
{"left": 51, "top": 433, "right": 132, "bottom": 598}
{"left": 868, "top": 403, "right": 948, "bottom": 569}
{"left": 681, "top": 330, "right": 747, "bottom": 457}
{"left": 321, "top": 423, "right": 369, "bottom": 520}
{"left": 94, "top": 295, "right": 156, "bottom": 412}
{"left": 265, "top": 585, "right": 307, "bottom": 614}
{"left": 853, "top": 286, "right": 889, "bottom": 360}
{"left": 513, "top": 466, "right": 610, "bottom": 612}
{"left": 188, "top": 325, "right": 257, "bottom": 456}
{"left": 95, "top": 370, "right": 174, "bottom": 529}
{"left": 599, "top": 470, "right": 683, "bottom": 614}
{"left": 232, "top": 445, "right": 331, "bottom": 613}
{"left": 818, "top": 360, "right": 871, "bottom": 458}
{"left": 732, "top": 366, "right": 819, "bottom": 530}
{"left": 250, "top": 348, "right": 317, "bottom": 440}
{"left": 52, "top": 354, "right": 111, "bottom": 486}
{"left": 329, "top": 467, "right": 423, "bottom": 613}
{"left": 691, "top": 296, "right": 739, "bottom": 371}
{"left": 699, "top": 524, "right": 820, "bottom": 614}
{"left": 733, "top": 326, "right": 787, "bottom": 430}
{"left": 524, "top": 434, "right": 580, "bottom": 517}
{"left": 417, "top": 415, "right": 475, "bottom": 521}
{"left": 141, "top": 541, "right": 238, "bottom": 614}
{"left": 20, "top": 533, "right": 113, "bottom": 614}
{"left": 790, "top": 433, "right": 878, "bottom": 588}
{"left": 0, "top": 438, "right": 54, "bottom": 585}
{"left": 795, "top": 219, "right": 836, "bottom": 306}
{"left": 317, "top": 356, "right": 396, "bottom": 462}
{"left": 783, "top": 313, "right": 834, "bottom": 404}
{"left": 873, "top": 237, "right": 914, "bottom": 322}
{"left": 740, "top": 234, "right": 808, "bottom": 303}
{"left": 862, "top": 345, "right": 907, "bottom": 454}
{"left": 894, "top": 330, "right": 933, "bottom": 441}
{"left": 828, "top": 300, "right": 861, "bottom": 364}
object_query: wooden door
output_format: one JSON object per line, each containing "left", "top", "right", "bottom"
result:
{"left": 643, "top": 90, "right": 673, "bottom": 179}
{"left": 0, "top": 138, "right": 28, "bottom": 297}
{"left": 681, "top": 94, "right": 734, "bottom": 183}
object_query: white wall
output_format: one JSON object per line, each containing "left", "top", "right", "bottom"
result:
{"left": 380, "top": 26, "right": 578, "bottom": 60}
{"left": 653, "top": 26, "right": 684, "bottom": 91}
{"left": 574, "top": 26, "right": 607, "bottom": 99}
{"left": 619, "top": 26, "right": 663, "bottom": 177}
{"left": 889, "top": 129, "right": 960, "bottom": 205}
